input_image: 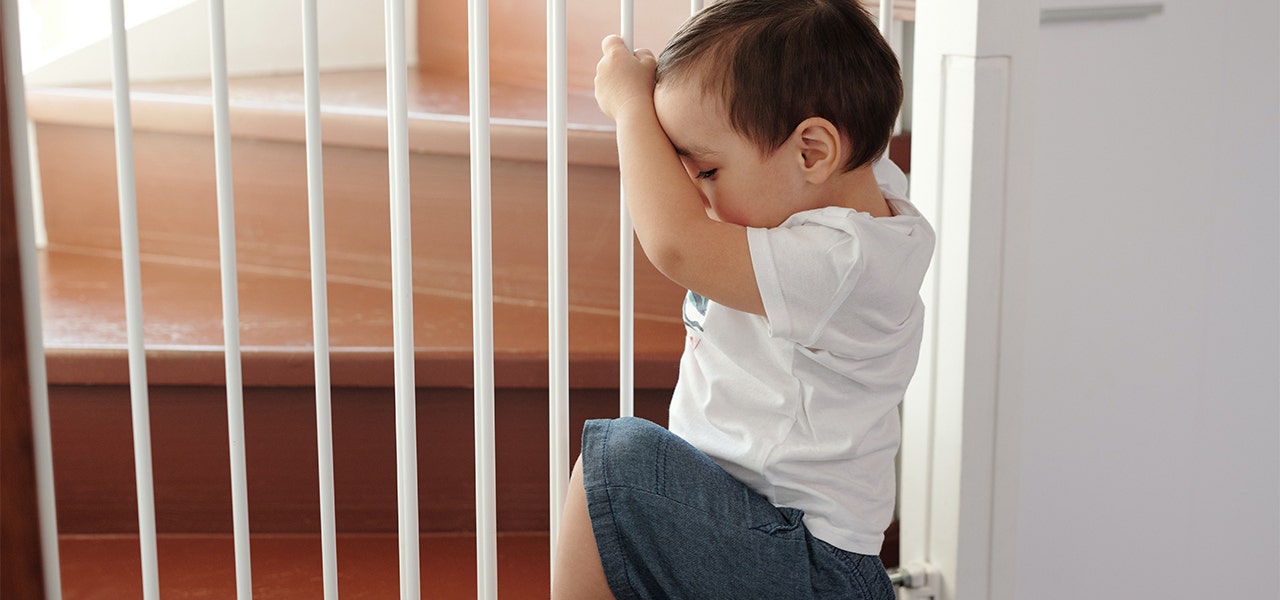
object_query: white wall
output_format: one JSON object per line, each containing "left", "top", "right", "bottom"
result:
{"left": 1007, "top": 0, "right": 1279, "bottom": 597}
{"left": 23, "top": 0, "right": 416, "bottom": 85}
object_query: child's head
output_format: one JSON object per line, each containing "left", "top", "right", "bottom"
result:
{"left": 655, "top": 0, "right": 902, "bottom": 173}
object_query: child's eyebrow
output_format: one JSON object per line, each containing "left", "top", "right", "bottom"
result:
{"left": 674, "top": 144, "right": 717, "bottom": 159}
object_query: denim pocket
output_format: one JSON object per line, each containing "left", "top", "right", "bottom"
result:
{"left": 751, "top": 505, "right": 806, "bottom": 536}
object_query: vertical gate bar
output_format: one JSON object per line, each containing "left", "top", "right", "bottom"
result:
{"left": 383, "top": 0, "right": 420, "bottom": 597}
{"left": 25, "top": 121, "right": 45, "bottom": 249}
{"left": 878, "top": 0, "right": 893, "bottom": 158}
{"left": 618, "top": 0, "right": 635, "bottom": 418}
{"left": 207, "top": 1, "right": 253, "bottom": 596}
{"left": 107, "top": 1, "right": 161, "bottom": 597}
{"left": 1, "top": 0, "right": 63, "bottom": 595}
{"left": 691, "top": 0, "right": 703, "bottom": 13}
{"left": 878, "top": 0, "right": 894, "bottom": 41}
{"left": 467, "top": 0, "right": 498, "bottom": 597}
{"left": 546, "top": 0, "right": 570, "bottom": 580}
{"left": 300, "top": 0, "right": 339, "bottom": 598}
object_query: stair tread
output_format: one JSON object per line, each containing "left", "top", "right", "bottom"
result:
{"left": 114, "top": 68, "right": 613, "bottom": 128}
{"left": 40, "top": 247, "right": 685, "bottom": 388}
{"left": 27, "top": 67, "right": 621, "bottom": 167}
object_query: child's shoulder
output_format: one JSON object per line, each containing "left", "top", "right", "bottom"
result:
{"left": 761, "top": 195, "right": 934, "bottom": 281}
{"left": 776, "top": 196, "right": 929, "bottom": 238}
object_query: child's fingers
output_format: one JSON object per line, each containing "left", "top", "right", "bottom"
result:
{"left": 601, "top": 34, "right": 627, "bottom": 56}
{"left": 601, "top": 35, "right": 655, "bottom": 66}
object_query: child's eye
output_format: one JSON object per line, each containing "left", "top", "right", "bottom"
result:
{"left": 695, "top": 168, "right": 718, "bottom": 180}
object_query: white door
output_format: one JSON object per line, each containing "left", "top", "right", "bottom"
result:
{"left": 900, "top": 1, "right": 1280, "bottom": 599}
{"left": 897, "top": 1, "right": 1038, "bottom": 598}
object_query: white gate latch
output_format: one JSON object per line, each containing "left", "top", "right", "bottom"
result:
{"left": 891, "top": 562, "right": 943, "bottom": 600}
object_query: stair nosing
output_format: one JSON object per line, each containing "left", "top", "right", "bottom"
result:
{"left": 26, "top": 81, "right": 621, "bottom": 168}
{"left": 44, "top": 343, "right": 679, "bottom": 390}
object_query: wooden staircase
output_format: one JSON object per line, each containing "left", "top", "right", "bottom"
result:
{"left": 23, "top": 5, "right": 910, "bottom": 593}
{"left": 29, "top": 67, "right": 690, "bottom": 596}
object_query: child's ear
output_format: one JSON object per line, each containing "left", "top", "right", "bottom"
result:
{"left": 791, "top": 117, "right": 842, "bottom": 183}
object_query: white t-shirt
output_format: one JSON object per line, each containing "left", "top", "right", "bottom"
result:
{"left": 667, "top": 160, "right": 935, "bottom": 555}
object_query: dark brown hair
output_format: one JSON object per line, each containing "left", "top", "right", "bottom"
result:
{"left": 656, "top": 0, "right": 902, "bottom": 171}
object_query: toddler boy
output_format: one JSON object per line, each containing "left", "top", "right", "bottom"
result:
{"left": 553, "top": 1, "right": 934, "bottom": 598}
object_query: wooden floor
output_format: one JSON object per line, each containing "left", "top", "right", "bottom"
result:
{"left": 60, "top": 533, "right": 551, "bottom": 599}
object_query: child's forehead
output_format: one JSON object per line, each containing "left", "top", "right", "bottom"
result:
{"left": 656, "top": 81, "right": 724, "bottom": 131}
{"left": 654, "top": 90, "right": 737, "bottom": 161}
{"left": 656, "top": 74, "right": 727, "bottom": 116}
{"left": 657, "top": 60, "right": 723, "bottom": 97}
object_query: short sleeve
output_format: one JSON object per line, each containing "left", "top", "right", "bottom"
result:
{"left": 748, "top": 202, "right": 935, "bottom": 355}
{"left": 747, "top": 217, "right": 864, "bottom": 348}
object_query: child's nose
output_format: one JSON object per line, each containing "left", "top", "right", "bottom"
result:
{"left": 695, "top": 189, "right": 712, "bottom": 208}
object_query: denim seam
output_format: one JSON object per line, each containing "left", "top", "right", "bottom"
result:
{"left": 818, "top": 540, "right": 879, "bottom": 599}
{"left": 849, "top": 562, "right": 874, "bottom": 600}
{"left": 598, "top": 421, "right": 641, "bottom": 599}
{"left": 606, "top": 483, "right": 801, "bottom": 541}
{"left": 821, "top": 539, "right": 860, "bottom": 569}
{"left": 655, "top": 434, "right": 668, "bottom": 496}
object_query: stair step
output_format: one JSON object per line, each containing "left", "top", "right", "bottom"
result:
{"left": 30, "top": 68, "right": 690, "bottom": 389}
{"left": 38, "top": 246, "right": 683, "bottom": 390}
{"left": 29, "top": 69, "right": 910, "bottom": 389}
{"left": 59, "top": 530, "right": 900, "bottom": 597}
{"left": 30, "top": 69, "right": 685, "bottom": 539}
{"left": 59, "top": 532, "right": 552, "bottom": 598}
{"left": 47, "top": 377, "right": 675, "bottom": 536}
{"left": 29, "top": 69, "right": 909, "bottom": 546}
{"left": 26, "top": 69, "right": 616, "bottom": 164}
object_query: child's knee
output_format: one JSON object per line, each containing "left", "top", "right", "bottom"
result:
{"left": 582, "top": 417, "right": 669, "bottom": 493}
{"left": 595, "top": 417, "right": 665, "bottom": 459}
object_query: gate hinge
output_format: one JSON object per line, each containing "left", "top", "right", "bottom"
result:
{"left": 890, "top": 562, "right": 943, "bottom": 600}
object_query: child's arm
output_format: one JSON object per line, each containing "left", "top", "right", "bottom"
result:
{"left": 595, "top": 35, "right": 765, "bottom": 316}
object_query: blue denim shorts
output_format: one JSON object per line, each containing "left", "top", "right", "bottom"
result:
{"left": 582, "top": 417, "right": 895, "bottom": 600}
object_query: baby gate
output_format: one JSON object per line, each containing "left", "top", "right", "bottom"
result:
{"left": 1, "top": 0, "right": 926, "bottom": 597}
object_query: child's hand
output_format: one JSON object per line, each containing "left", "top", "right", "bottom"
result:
{"left": 594, "top": 35, "right": 657, "bottom": 120}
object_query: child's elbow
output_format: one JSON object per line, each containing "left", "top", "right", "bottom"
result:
{"left": 640, "top": 236, "right": 694, "bottom": 287}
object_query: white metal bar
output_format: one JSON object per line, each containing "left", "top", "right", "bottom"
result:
{"left": 207, "top": 1, "right": 253, "bottom": 597}
{"left": 618, "top": 0, "right": 635, "bottom": 418}
{"left": 878, "top": 0, "right": 894, "bottom": 44}
{"left": 1041, "top": 4, "right": 1163, "bottom": 23}
{"left": 25, "top": 121, "right": 45, "bottom": 249}
{"left": 107, "top": 1, "right": 161, "bottom": 597}
{"left": 546, "top": 0, "right": 570, "bottom": 580}
{"left": 300, "top": 1, "right": 339, "bottom": 598}
{"left": 879, "top": 0, "right": 894, "bottom": 160}
{"left": 2, "top": 0, "right": 63, "bottom": 596}
{"left": 468, "top": 0, "right": 498, "bottom": 597}
{"left": 383, "top": 0, "right": 420, "bottom": 597}
{"left": 691, "top": 0, "right": 703, "bottom": 13}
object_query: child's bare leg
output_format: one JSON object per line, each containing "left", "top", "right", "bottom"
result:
{"left": 551, "top": 454, "right": 615, "bottom": 600}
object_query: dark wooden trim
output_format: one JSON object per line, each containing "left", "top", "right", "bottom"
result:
{"left": 0, "top": 20, "right": 49, "bottom": 599}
